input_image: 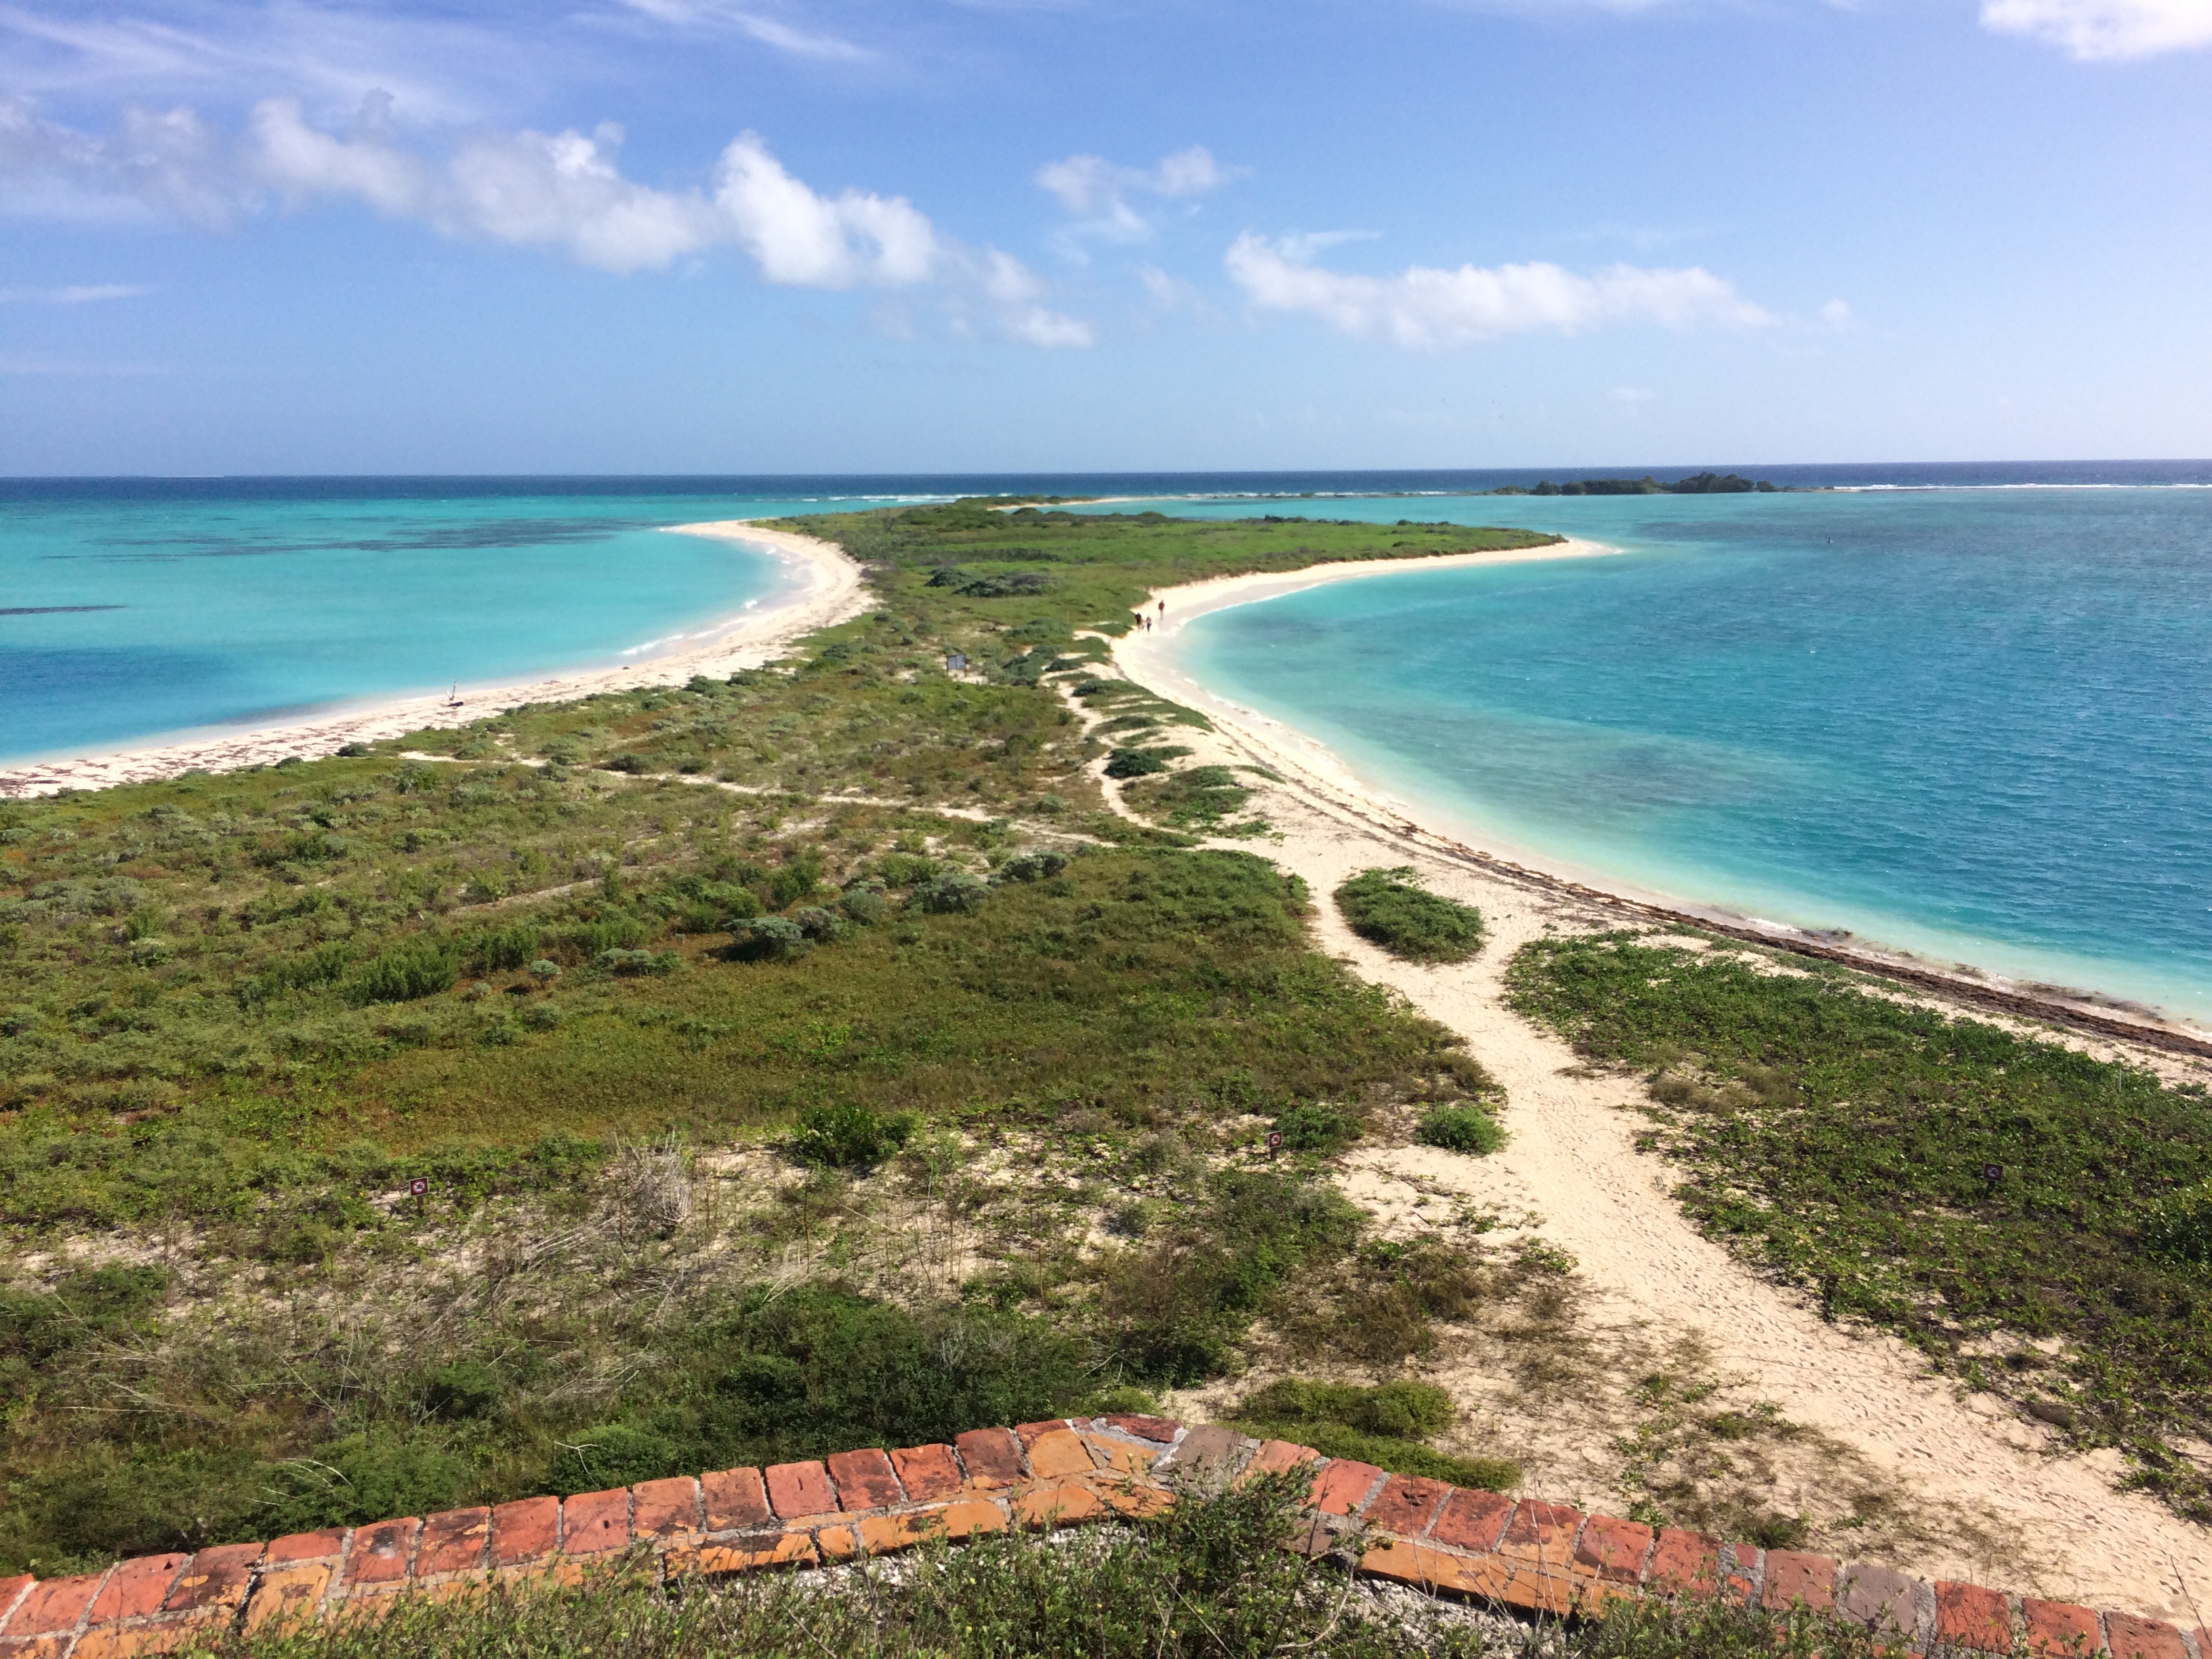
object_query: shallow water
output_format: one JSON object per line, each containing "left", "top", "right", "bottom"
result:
{"left": 1167, "top": 487, "right": 2212, "bottom": 1022}
{"left": 0, "top": 479, "right": 934, "bottom": 764}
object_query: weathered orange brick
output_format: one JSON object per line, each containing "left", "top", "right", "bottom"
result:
{"left": 416, "top": 1507, "right": 491, "bottom": 1576}
{"left": 1015, "top": 1420, "right": 1069, "bottom": 1447}
{"left": 71, "top": 1612, "right": 232, "bottom": 1658}
{"left": 631, "top": 1478, "right": 701, "bottom": 1540}
{"left": 162, "top": 1543, "right": 262, "bottom": 1613}
{"left": 1012, "top": 1478, "right": 1104, "bottom": 1529}
{"left": 1937, "top": 1583, "right": 2013, "bottom": 1652}
{"left": 855, "top": 1501, "right": 1010, "bottom": 1555}
{"left": 664, "top": 1532, "right": 817, "bottom": 1579}
{"left": 88, "top": 1555, "right": 190, "bottom": 1623}
{"left": 7, "top": 1572, "right": 108, "bottom": 1637}
{"left": 264, "top": 1530, "right": 346, "bottom": 1565}
{"left": 954, "top": 1428, "right": 1025, "bottom": 1488}
{"left": 1499, "top": 1502, "right": 1585, "bottom": 1574}
{"left": 0, "top": 1574, "right": 33, "bottom": 1628}
{"left": 765, "top": 1462, "right": 836, "bottom": 1519}
{"left": 2107, "top": 1613, "right": 2187, "bottom": 1659}
{"left": 1725, "top": 1542, "right": 1759, "bottom": 1603}
{"left": 490, "top": 1496, "right": 560, "bottom": 1565}
{"left": 561, "top": 1490, "right": 630, "bottom": 1556}
{"left": 1366, "top": 1476, "right": 1450, "bottom": 1538}
{"left": 890, "top": 1445, "right": 962, "bottom": 1503}
{"left": 1246, "top": 1439, "right": 1321, "bottom": 1477}
{"left": 815, "top": 1525, "right": 861, "bottom": 1562}
{"left": 2022, "top": 1603, "right": 2101, "bottom": 1659}
{"left": 827, "top": 1449, "right": 903, "bottom": 1511}
{"left": 1458, "top": 1552, "right": 1581, "bottom": 1617}
{"left": 1763, "top": 1550, "right": 1837, "bottom": 1612}
{"left": 1310, "top": 1460, "right": 1385, "bottom": 1516}
{"left": 702, "top": 1469, "right": 771, "bottom": 1532}
{"left": 1431, "top": 1488, "right": 1515, "bottom": 1554}
{"left": 342, "top": 1517, "right": 419, "bottom": 1586}
{"left": 1025, "top": 1430, "right": 1095, "bottom": 1480}
{"left": 1103, "top": 1414, "right": 1181, "bottom": 1443}
{"left": 1362, "top": 1538, "right": 1484, "bottom": 1595}
{"left": 1090, "top": 1479, "right": 1175, "bottom": 1520}
{"left": 243, "top": 1563, "right": 333, "bottom": 1634}
{"left": 1576, "top": 1516, "right": 1654, "bottom": 1584}
{"left": 1647, "top": 1530, "right": 1721, "bottom": 1597}
{"left": 1079, "top": 1435, "right": 1156, "bottom": 1477}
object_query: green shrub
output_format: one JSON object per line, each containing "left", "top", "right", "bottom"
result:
{"left": 1333, "top": 867, "right": 1484, "bottom": 962}
{"left": 2144, "top": 1183, "right": 2212, "bottom": 1267}
{"left": 1105, "top": 745, "right": 1190, "bottom": 779}
{"left": 594, "top": 947, "right": 679, "bottom": 976}
{"left": 1415, "top": 1104, "right": 1506, "bottom": 1155}
{"left": 728, "top": 916, "right": 810, "bottom": 962}
{"left": 475, "top": 924, "right": 541, "bottom": 972}
{"left": 791, "top": 906, "right": 844, "bottom": 941}
{"left": 1228, "top": 1376, "right": 1520, "bottom": 1492}
{"left": 914, "top": 872, "right": 989, "bottom": 914}
{"left": 420, "top": 1360, "right": 501, "bottom": 1421}
{"left": 792, "top": 1101, "right": 917, "bottom": 1168}
{"left": 1272, "top": 1102, "right": 1360, "bottom": 1153}
{"left": 840, "top": 888, "right": 887, "bottom": 924}
{"left": 526, "top": 958, "right": 562, "bottom": 981}
{"left": 262, "top": 1431, "right": 470, "bottom": 1533}
{"left": 567, "top": 915, "right": 649, "bottom": 956}
{"left": 347, "top": 942, "right": 459, "bottom": 1004}
{"left": 549, "top": 1423, "right": 683, "bottom": 1496}
{"left": 996, "top": 850, "right": 1069, "bottom": 882}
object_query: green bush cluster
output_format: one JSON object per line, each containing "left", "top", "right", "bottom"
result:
{"left": 1333, "top": 867, "right": 1485, "bottom": 963}
{"left": 791, "top": 1101, "right": 917, "bottom": 1168}
{"left": 1227, "top": 1374, "right": 1521, "bottom": 1492}
{"left": 1415, "top": 1103, "right": 1507, "bottom": 1155}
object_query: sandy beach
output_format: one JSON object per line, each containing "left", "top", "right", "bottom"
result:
{"left": 1094, "top": 544, "right": 2212, "bottom": 1611}
{"left": 0, "top": 521, "right": 867, "bottom": 801}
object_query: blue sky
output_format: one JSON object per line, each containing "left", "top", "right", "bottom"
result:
{"left": 1, "top": 0, "right": 2208, "bottom": 473}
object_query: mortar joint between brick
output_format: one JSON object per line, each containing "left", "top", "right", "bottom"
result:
{"left": 2178, "top": 1626, "right": 2205, "bottom": 1659}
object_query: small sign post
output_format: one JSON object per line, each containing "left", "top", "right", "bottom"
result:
{"left": 1265, "top": 1130, "right": 1284, "bottom": 1158}
{"left": 409, "top": 1176, "right": 429, "bottom": 1216}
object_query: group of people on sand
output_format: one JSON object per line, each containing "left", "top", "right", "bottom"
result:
{"left": 1132, "top": 599, "right": 1166, "bottom": 633}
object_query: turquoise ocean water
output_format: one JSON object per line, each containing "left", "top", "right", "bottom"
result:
{"left": 1155, "top": 485, "right": 2212, "bottom": 1023}
{"left": 0, "top": 480, "right": 939, "bottom": 764}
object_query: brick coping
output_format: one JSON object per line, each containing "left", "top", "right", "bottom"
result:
{"left": 0, "top": 1418, "right": 2188, "bottom": 1657}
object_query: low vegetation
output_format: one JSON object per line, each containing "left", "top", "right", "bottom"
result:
{"left": 1510, "top": 930, "right": 2212, "bottom": 1519}
{"left": 0, "top": 505, "right": 1556, "bottom": 1576}
{"left": 1229, "top": 1376, "right": 1521, "bottom": 1490}
{"left": 1336, "top": 867, "right": 1486, "bottom": 963}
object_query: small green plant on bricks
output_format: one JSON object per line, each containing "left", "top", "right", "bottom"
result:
{"left": 1227, "top": 1376, "right": 1520, "bottom": 1492}
{"left": 1333, "top": 867, "right": 1484, "bottom": 963}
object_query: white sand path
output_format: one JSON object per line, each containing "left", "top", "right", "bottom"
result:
{"left": 1107, "top": 554, "right": 2212, "bottom": 1616}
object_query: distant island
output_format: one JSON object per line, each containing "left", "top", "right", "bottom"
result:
{"left": 1492, "top": 471, "right": 1781, "bottom": 496}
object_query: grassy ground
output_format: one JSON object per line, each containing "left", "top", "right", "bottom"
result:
{"left": 1508, "top": 929, "right": 2212, "bottom": 1519}
{"left": 182, "top": 1476, "right": 1903, "bottom": 1659}
{"left": 0, "top": 506, "right": 1556, "bottom": 1576}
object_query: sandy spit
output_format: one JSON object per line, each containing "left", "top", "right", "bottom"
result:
{"left": 0, "top": 522, "right": 867, "bottom": 800}
{"left": 1109, "top": 548, "right": 2212, "bottom": 1614}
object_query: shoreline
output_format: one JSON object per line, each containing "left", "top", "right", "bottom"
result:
{"left": 0, "top": 521, "right": 868, "bottom": 801}
{"left": 1111, "top": 544, "right": 2212, "bottom": 1057}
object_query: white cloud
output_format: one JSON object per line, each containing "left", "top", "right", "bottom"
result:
{"left": 0, "top": 96, "right": 1086, "bottom": 344}
{"left": 1036, "top": 144, "right": 1241, "bottom": 251}
{"left": 0, "top": 92, "right": 241, "bottom": 225}
{"left": 615, "top": 0, "right": 874, "bottom": 62}
{"left": 1980, "top": 0, "right": 2212, "bottom": 57}
{"left": 1223, "top": 232, "right": 1771, "bottom": 348}
{"left": 0, "top": 282, "right": 154, "bottom": 302}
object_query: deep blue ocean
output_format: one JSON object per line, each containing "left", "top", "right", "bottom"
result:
{"left": 6, "top": 464, "right": 2210, "bottom": 1019}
